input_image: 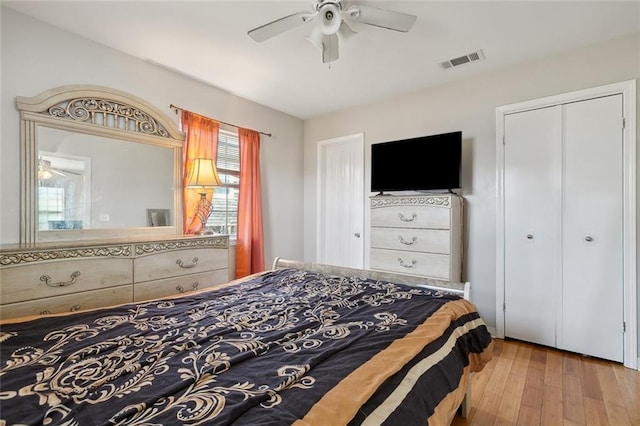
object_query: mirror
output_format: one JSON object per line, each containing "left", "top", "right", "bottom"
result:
{"left": 38, "top": 127, "right": 175, "bottom": 231}
{"left": 18, "top": 85, "right": 184, "bottom": 243}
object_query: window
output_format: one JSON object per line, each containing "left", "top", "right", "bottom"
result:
{"left": 38, "top": 186, "right": 65, "bottom": 230}
{"left": 207, "top": 130, "right": 239, "bottom": 235}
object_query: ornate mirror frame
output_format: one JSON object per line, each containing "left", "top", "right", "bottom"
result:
{"left": 17, "top": 85, "right": 184, "bottom": 244}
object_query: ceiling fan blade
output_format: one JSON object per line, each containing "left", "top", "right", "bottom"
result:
{"left": 322, "top": 33, "right": 339, "bottom": 63}
{"left": 39, "top": 158, "right": 66, "bottom": 177}
{"left": 344, "top": 5, "right": 417, "bottom": 32}
{"left": 57, "top": 168, "right": 85, "bottom": 176}
{"left": 248, "top": 11, "right": 316, "bottom": 42}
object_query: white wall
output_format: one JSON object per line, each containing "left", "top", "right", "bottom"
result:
{"left": 0, "top": 8, "right": 305, "bottom": 267}
{"left": 303, "top": 33, "right": 640, "bottom": 336}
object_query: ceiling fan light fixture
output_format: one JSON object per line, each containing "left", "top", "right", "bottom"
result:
{"left": 319, "top": 3, "right": 341, "bottom": 35}
{"left": 38, "top": 169, "right": 53, "bottom": 181}
{"left": 337, "top": 21, "right": 356, "bottom": 40}
{"left": 322, "top": 33, "right": 339, "bottom": 63}
{"left": 307, "top": 26, "right": 323, "bottom": 49}
{"left": 38, "top": 158, "right": 53, "bottom": 180}
{"left": 344, "top": 7, "right": 360, "bottom": 20}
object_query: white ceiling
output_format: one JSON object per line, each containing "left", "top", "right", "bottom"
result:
{"left": 4, "top": 1, "right": 639, "bottom": 119}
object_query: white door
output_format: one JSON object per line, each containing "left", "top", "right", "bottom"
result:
{"left": 497, "top": 80, "right": 636, "bottom": 369}
{"left": 503, "top": 95, "right": 625, "bottom": 362}
{"left": 317, "top": 134, "right": 365, "bottom": 268}
{"left": 503, "top": 106, "right": 562, "bottom": 347}
{"left": 560, "top": 95, "right": 624, "bottom": 362}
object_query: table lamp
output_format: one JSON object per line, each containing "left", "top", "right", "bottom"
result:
{"left": 186, "top": 158, "right": 222, "bottom": 235}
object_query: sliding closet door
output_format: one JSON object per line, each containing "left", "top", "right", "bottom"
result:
{"left": 503, "top": 106, "right": 562, "bottom": 347}
{"left": 561, "top": 95, "right": 624, "bottom": 362}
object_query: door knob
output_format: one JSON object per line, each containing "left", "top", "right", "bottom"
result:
{"left": 526, "top": 234, "right": 534, "bottom": 240}
{"left": 354, "top": 232, "right": 361, "bottom": 238}
{"left": 585, "top": 236, "right": 593, "bottom": 242}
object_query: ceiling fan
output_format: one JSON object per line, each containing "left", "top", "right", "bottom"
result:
{"left": 38, "top": 157, "right": 82, "bottom": 181}
{"left": 247, "top": 0, "right": 417, "bottom": 63}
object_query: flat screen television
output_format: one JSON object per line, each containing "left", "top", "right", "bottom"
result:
{"left": 371, "top": 131, "right": 462, "bottom": 193}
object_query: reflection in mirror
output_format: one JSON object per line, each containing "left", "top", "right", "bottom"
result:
{"left": 38, "top": 152, "right": 90, "bottom": 231}
{"left": 38, "top": 126, "right": 175, "bottom": 232}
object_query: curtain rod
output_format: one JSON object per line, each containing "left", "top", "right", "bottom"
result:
{"left": 169, "top": 104, "right": 272, "bottom": 138}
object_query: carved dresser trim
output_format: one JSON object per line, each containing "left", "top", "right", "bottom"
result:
{"left": 135, "top": 236, "right": 229, "bottom": 255}
{"left": 0, "top": 245, "right": 131, "bottom": 266}
{"left": 370, "top": 195, "right": 451, "bottom": 208}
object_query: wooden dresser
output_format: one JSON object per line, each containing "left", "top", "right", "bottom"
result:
{"left": 370, "top": 194, "right": 463, "bottom": 281}
{"left": 0, "top": 235, "right": 229, "bottom": 321}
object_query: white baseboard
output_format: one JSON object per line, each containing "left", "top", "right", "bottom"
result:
{"left": 487, "top": 325, "right": 497, "bottom": 338}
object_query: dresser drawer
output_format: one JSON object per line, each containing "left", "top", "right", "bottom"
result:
{"left": 133, "top": 269, "right": 229, "bottom": 302}
{"left": 0, "top": 258, "right": 133, "bottom": 304}
{"left": 0, "top": 285, "right": 133, "bottom": 320}
{"left": 371, "top": 205, "right": 450, "bottom": 229}
{"left": 370, "top": 248, "right": 450, "bottom": 280}
{"left": 371, "top": 228, "right": 450, "bottom": 254}
{"left": 134, "top": 248, "right": 228, "bottom": 283}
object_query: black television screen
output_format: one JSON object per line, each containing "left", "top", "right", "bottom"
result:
{"left": 371, "top": 131, "right": 462, "bottom": 192}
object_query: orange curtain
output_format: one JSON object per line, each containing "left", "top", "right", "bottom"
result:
{"left": 236, "top": 128, "right": 265, "bottom": 277}
{"left": 181, "top": 110, "right": 219, "bottom": 234}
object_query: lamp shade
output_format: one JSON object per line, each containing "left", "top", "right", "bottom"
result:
{"left": 186, "top": 158, "right": 222, "bottom": 188}
{"left": 37, "top": 158, "right": 53, "bottom": 180}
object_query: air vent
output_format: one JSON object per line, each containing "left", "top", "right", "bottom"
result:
{"left": 440, "top": 50, "right": 485, "bottom": 69}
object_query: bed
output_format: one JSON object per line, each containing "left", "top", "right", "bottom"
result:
{"left": 0, "top": 259, "right": 493, "bottom": 425}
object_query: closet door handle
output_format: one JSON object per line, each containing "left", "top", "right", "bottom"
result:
{"left": 526, "top": 234, "right": 534, "bottom": 240}
{"left": 585, "top": 236, "right": 593, "bottom": 242}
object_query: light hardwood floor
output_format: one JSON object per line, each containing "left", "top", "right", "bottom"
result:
{"left": 452, "top": 339, "right": 640, "bottom": 425}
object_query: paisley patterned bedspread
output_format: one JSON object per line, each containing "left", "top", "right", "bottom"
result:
{"left": 0, "top": 268, "right": 493, "bottom": 425}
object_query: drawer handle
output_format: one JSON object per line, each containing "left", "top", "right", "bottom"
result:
{"left": 398, "top": 213, "right": 417, "bottom": 222}
{"left": 40, "top": 271, "right": 81, "bottom": 287}
{"left": 176, "top": 282, "right": 199, "bottom": 293}
{"left": 176, "top": 257, "right": 199, "bottom": 269}
{"left": 399, "top": 235, "right": 418, "bottom": 246}
{"left": 40, "top": 305, "right": 82, "bottom": 315}
{"left": 397, "top": 258, "right": 417, "bottom": 269}
{"left": 40, "top": 304, "right": 81, "bottom": 315}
